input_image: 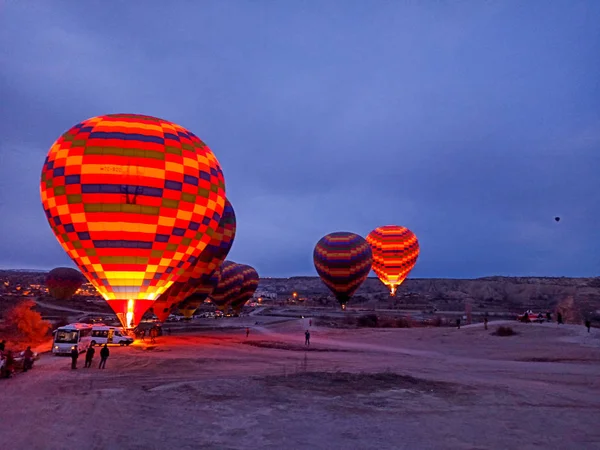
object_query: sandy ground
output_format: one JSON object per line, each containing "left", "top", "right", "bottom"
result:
{"left": 1, "top": 320, "right": 600, "bottom": 450}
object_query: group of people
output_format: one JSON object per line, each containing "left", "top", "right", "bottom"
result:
{"left": 0, "top": 340, "right": 35, "bottom": 378}
{"left": 70, "top": 344, "right": 110, "bottom": 370}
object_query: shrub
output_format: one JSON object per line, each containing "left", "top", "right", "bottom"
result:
{"left": 357, "top": 314, "right": 378, "bottom": 327}
{"left": 493, "top": 326, "right": 517, "bottom": 337}
{"left": 395, "top": 317, "right": 413, "bottom": 328}
{"left": 2, "top": 299, "right": 51, "bottom": 345}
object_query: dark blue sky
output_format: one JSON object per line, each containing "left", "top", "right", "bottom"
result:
{"left": 1, "top": 1, "right": 599, "bottom": 278}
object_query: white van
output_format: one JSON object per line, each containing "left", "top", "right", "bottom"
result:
{"left": 90, "top": 325, "right": 134, "bottom": 347}
{"left": 52, "top": 323, "right": 93, "bottom": 355}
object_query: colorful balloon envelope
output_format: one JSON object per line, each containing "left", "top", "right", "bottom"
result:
{"left": 230, "top": 264, "right": 259, "bottom": 313}
{"left": 178, "top": 270, "right": 221, "bottom": 318}
{"left": 211, "top": 261, "right": 244, "bottom": 311}
{"left": 313, "top": 232, "right": 373, "bottom": 309}
{"left": 40, "top": 114, "right": 226, "bottom": 328}
{"left": 153, "top": 199, "right": 236, "bottom": 320}
{"left": 366, "top": 225, "right": 420, "bottom": 296}
{"left": 46, "top": 267, "right": 85, "bottom": 300}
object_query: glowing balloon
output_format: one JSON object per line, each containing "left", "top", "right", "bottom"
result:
{"left": 230, "top": 264, "right": 259, "bottom": 313}
{"left": 313, "top": 232, "right": 372, "bottom": 309}
{"left": 40, "top": 114, "right": 226, "bottom": 328}
{"left": 46, "top": 267, "right": 85, "bottom": 300}
{"left": 178, "top": 270, "right": 221, "bottom": 318}
{"left": 366, "top": 225, "right": 419, "bottom": 296}
{"left": 152, "top": 199, "right": 236, "bottom": 321}
{"left": 211, "top": 261, "right": 244, "bottom": 311}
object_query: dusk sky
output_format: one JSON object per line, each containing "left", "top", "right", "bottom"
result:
{"left": 1, "top": 1, "right": 599, "bottom": 278}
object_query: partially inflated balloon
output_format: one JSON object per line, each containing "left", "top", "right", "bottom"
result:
{"left": 178, "top": 270, "right": 221, "bottom": 318}
{"left": 366, "top": 225, "right": 419, "bottom": 296}
{"left": 313, "top": 232, "right": 372, "bottom": 309}
{"left": 153, "top": 199, "right": 236, "bottom": 320}
{"left": 46, "top": 267, "right": 85, "bottom": 300}
{"left": 40, "top": 114, "right": 226, "bottom": 327}
{"left": 211, "top": 261, "right": 244, "bottom": 311}
{"left": 230, "top": 264, "right": 259, "bottom": 313}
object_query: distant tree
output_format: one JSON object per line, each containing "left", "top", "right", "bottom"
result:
{"left": 3, "top": 299, "right": 51, "bottom": 344}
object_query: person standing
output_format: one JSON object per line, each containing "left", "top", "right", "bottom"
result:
{"left": 456, "top": 318, "right": 461, "bottom": 330}
{"left": 557, "top": 312, "right": 563, "bottom": 325}
{"left": 245, "top": 327, "right": 250, "bottom": 338}
{"left": 84, "top": 345, "right": 95, "bottom": 368}
{"left": 483, "top": 317, "right": 488, "bottom": 331}
{"left": 70, "top": 347, "right": 79, "bottom": 370}
{"left": 99, "top": 344, "right": 109, "bottom": 369}
{"left": 305, "top": 330, "right": 310, "bottom": 346}
{"left": 23, "top": 346, "right": 34, "bottom": 372}
{"left": 585, "top": 319, "right": 591, "bottom": 333}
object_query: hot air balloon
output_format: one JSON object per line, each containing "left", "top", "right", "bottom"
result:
{"left": 152, "top": 199, "right": 236, "bottom": 321}
{"left": 230, "top": 264, "right": 259, "bottom": 313}
{"left": 178, "top": 270, "right": 221, "bottom": 318}
{"left": 211, "top": 261, "right": 244, "bottom": 311}
{"left": 313, "top": 232, "right": 372, "bottom": 309}
{"left": 40, "top": 114, "right": 226, "bottom": 328}
{"left": 46, "top": 267, "right": 85, "bottom": 300}
{"left": 555, "top": 217, "right": 560, "bottom": 222}
{"left": 366, "top": 225, "right": 420, "bottom": 296}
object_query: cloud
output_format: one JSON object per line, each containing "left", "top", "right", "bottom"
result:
{"left": 0, "top": 1, "right": 599, "bottom": 277}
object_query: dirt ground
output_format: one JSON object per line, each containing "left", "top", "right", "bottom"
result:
{"left": 1, "top": 319, "right": 600, "bottom": 450}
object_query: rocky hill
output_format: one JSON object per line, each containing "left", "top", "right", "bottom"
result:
{"left": 259, "top": 276, "right": 600, "bottom": 320}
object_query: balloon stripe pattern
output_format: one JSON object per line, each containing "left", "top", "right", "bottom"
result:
{"left": 313, "top": 232, "right": 373, "bottom": 307}
{"left": 211, "top": 261, "right": 244, "bottom": 311}
{"left": 366, "top": 225, "right": 420, "bottom": 296}
{"left": 40, "top": 114, "right": 226, "bottom": 326}
{"left": 230, "top": 264, "right": 259, "bottom": 312}
{"left": 178, "top": 270, "right": 221, "bottom": 318}
{"left": 153, "top": 199, "right": 236, "bottom": 320}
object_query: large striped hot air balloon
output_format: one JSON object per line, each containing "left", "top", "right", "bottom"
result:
{"left": 46, "top": 267, "right": 85, "bottom": 300}
{"left": 152, "top": 199, "right": 236, "bottom": 321}
{"left": 313, "top": 232, "right": 372, "bottom": 309}
{"left": 40, "top": 114, "right": 226, "bottom": 328}
{"left": 178, "top": 270, "right": 221, "bottom": 318}
{"left": 366, "top": 225, "right": 420, "bottom": 296}
{"left": 230, "top": 264, "right": 259, "bottom": 313}
{"left": 211, "top": 261, "right": 244, "bottom": 311}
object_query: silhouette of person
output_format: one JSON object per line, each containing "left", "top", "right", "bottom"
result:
{"left": 70, "top": 347, "right": 79, "bottom": 370}
{"left": 99, "top": 344, "right": 110, "bottom": 369}
{"left": 84, "top": 346, "right": 95, "bottom": 368}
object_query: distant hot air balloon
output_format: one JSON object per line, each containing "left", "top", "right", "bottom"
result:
{"left": 230, "top": 264, "right": 259, "bottom": 313}
{"left": 153, "top": 199, "right": 236, "bottom": 321}
{"left": 46, "top": 267, "right": 86, "bottom": 300}
{"left": 555, "top": 217, "right": 560, "bottom": 222}
{"left": 40, "top": 114, "right": 226, "bottom": 328}
{"left": 366, "top": 225, "right": 420, "bottom": 296}
{"left": 211, "top": 261, "right": 244, "bottom": 311}
{"left": 178, "top": 270, "right": 221, "bottom": 318}
{"left": 313, "top": 232, "right": 373, "bottom": 309}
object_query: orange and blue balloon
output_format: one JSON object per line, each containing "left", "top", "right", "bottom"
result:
{"left": 366, "top": 225, "right": 420, "bottom": 296}
{"left": 313, "top": 232, "right": 372, "bottom": 309}
{"left": 40, "top": 114, "right": 226, "bottom": 327}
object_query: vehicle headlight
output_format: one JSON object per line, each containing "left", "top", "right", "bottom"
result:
{"left": 71, "top": 346, "right": 75, "bottom": 350}
{"left": 54, "top": 346, "right": 58, "bottom": 349}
